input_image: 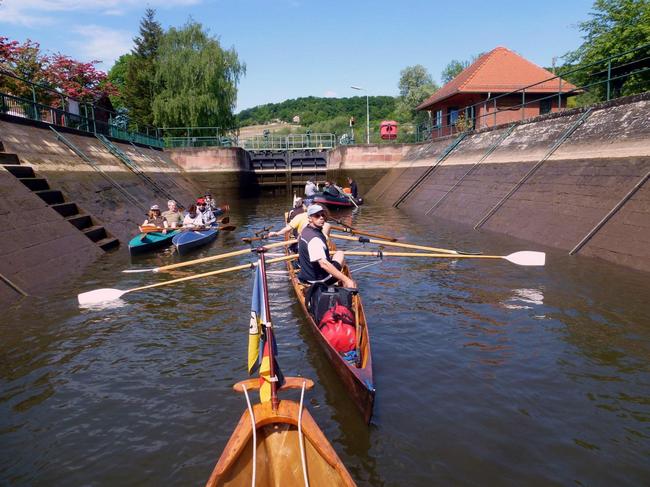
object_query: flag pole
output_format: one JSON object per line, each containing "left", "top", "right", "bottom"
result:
{"left": 255, "top": 246, "right": 279, "bottom": 411}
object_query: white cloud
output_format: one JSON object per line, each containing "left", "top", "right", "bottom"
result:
{"left": 324, "top": 90, "right": 337, "bottom": 98}
{"left": 70, "top": 25, "right": 133, "bottom": 69}
{"left": 0, "top": 0, "right": 202, "bottom": 25}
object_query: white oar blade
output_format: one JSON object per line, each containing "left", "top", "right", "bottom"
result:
{"left": 122, "top": 268, "right": 155, "bottom": 273}
{"left": 505, "top": 251, "right": 546, "bottom": 266}
{"left": 78, "top": 288, "right": 126, "bottom": 306}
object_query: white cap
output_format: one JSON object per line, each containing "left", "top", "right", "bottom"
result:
{"left": 307, "top": 204, "right": 325, "bottom": 216}
{"left": 150, "top": 204, "right": 160, "bottom": 210}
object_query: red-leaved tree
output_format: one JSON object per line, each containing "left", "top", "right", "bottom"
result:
{"left": 46, "top": 54, "right": 117, "bottom": 102}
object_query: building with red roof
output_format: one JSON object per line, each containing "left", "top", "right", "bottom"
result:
{"left": 417, "top": 47, "right": 578, "bottom": 137}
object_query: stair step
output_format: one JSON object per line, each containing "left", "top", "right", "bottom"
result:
{"left": 4, "top": 165, "right": 35, "bottom": 178}
{"left": 66, "top": 214, "right": 92, "bottom": 230}
{"left": 50, "top": 202, "right": 78, "bottom": 217}
{"left": 82, "top": 225, "right": 107, "bottom": 242}
{"left": 19, "top": 177, "right": 49, "bottom": 191}
{"left": 35, "top": 189, "right": 64, "bottom": 205}
{"left": 0, "top": 153, "right": 20, "bottom": 165}
{"left": 96, "top": 237, "right": 120, "bottom": 252}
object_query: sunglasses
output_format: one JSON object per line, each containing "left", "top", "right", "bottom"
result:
{"left": 311, "top": 212, "right": 326, "bottom": 219}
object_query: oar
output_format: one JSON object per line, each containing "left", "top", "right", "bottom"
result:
{"left": 331, "top": 233, "right": 480, "bottom": 255}
{"left": 220, "top": 225, "right": 237, "bottom": 232}
{"left": 334, "top": 184, "right": 359, "bottom": 208}
{"left": 342, "top": 250, "right": 546, "bottom": 266}
{"left": 79, "top": 254, "right": 299, "bottom": 306}
{"left": 123, "top": 239, "right": 297, "bottom": 273}
{"left": 328, "top": 219, "right": 398, "bottom": 242}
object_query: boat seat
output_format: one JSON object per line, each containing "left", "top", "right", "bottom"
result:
{"left": 233, "top": 377, "right": 314, "bottom": 393}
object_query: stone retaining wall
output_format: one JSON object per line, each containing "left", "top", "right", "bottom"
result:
{"left": 365, "top": 94, "right": 650, "bottom": 272}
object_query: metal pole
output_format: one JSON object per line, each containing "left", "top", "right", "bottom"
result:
{"left": 607, "top": 60, "right": 612, "bottom": 101}
{"left": 255, "top": 248, "right": 279, "bottom": 411}
{"left": 366, "top": 93, "right": 370, "bottom": 144}
{"left": 521, "top": 89, "right": 525, "bottom": 121}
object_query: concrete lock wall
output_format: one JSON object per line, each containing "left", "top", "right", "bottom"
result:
{"left": 364, "top": 94, "right": 650, "bottom": 272}
{"left": 0, "top": 120, "right": 203, "bottom": 302}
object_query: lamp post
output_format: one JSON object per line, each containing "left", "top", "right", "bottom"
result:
{"left": 351, "top": 85, "right": 370, "bottom": 144}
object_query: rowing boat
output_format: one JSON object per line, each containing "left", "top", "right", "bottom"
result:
{"left": 128, "top": 229, "right": 180, "bottom": 256}
{"left": 172, "top": 225, "right": 219, "bottom": 255}
{"left": 205, "top": 378, "right": 356, "bottom": 487}
{"left": 284, "top": 231, "right": 375, "bottom": 423}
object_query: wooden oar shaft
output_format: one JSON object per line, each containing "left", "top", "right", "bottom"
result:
{"left": 154, "top": 239, "right": 297, "bottom": 272}
{"left": 343, "top": 250, "right": 502, "bottom": 259}
{"left": 331, "top": 233, "right": 458, "bottom": 254}
{"left": 329, "top": 225, "right": 397, "bottom": 242}
{"left": 129, "top": 254, "right": 298, "bottom": 293}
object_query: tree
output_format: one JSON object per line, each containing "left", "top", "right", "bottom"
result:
{"left": 0, "top": 37, "right": 50, "bottom": 100}
{"left": 151, "top": 20, "right": 245, "bottom": 129}
{"left": 398, "top": 64, "right": 433, "bottom": 97}
{"left": 47, "top": 54, "right": 117, "bottom": 101}
{"left": 441, "top": 59, "right": 470, "bottom": 84}
{"left": 124, "top": 8, "right": 163, "bottom": 128}
{"left": 564, "top": 0, "right": 650, "bottom": 100}
{"left": 395, "top": 65, "right": 438, "bottom": 124}
{"left": 107, "top": 53, "right": 133, "bottom": 109}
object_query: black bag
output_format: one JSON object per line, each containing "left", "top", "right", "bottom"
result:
{"left": 306, "top": 284, "right": 354, "bottom": 324}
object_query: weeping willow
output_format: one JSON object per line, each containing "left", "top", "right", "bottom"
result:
{"left": 152, "top": 21, "right": 245, "bottom": 130}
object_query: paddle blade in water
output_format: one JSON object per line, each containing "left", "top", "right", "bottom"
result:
{"left": 78, "top": 288, "right": 126, "bottom": 306}
{"left": 219, "top": 216, "right": 230, "bottom": 224}
{"left": 220, "top": 225, "right": 237, "bottom": 232}
{"left": 505, "top": 251, "right": 546, "bottom": 266}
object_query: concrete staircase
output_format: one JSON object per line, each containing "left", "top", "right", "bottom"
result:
{"left": 0, "top": 143, "right": 119, "bottom": 251}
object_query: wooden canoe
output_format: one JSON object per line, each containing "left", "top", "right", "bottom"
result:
{"left": 206, "top": 377, "right": 356, "bottom": 487}
{"left": 284, "top": 232, "right": 375, "bottom": 424}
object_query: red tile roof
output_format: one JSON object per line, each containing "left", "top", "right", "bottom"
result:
{"left": 417, "top": 46, "right": 578, "bottom": 111}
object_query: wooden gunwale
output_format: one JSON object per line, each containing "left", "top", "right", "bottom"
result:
{"left": 284, "top": 232, "right": 375, "bottom": 424}
{"left": 206, "top": 399, "right": 356, "bottom": 487}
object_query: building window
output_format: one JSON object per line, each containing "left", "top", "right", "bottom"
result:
{"left": 434, "top": 109, "right": 442, "bottom": 128}
{"left": 540, "top": 98, "right": 552, "bottom": 114}
{"left": 447, "top": 107, "right": 459, "bottom": 126}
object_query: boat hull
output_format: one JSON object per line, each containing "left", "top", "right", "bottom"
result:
{"left": 206, "top": 400, "right": 356, "bottom": 487}
{"left": 284, "top": 236, "right": 375, "bottom": 423}
{"left": 172, "top": 227, "right": 219, "bottom": 255}
{"left": 312, "top": 192, "right": 362, "bottom": 208}
{"left": 128, "top": 230, "right": 180, "bottom": 256}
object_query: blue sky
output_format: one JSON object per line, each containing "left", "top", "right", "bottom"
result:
{"left": 1, "top": 0, "right": 596, "bottom": 112}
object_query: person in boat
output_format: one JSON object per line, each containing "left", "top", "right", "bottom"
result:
{"left": 304, "top": 179, "right": 317, "bottom": 205}
{"left": 196, "top": 198, "right": 217, "bottom": 226}
{"left": 298, "top": 204, "right": 355, "bottom": 288}
{"left": 287, "top": 197, "right": 305, "bottom": 223}
{"left": 143, "top": 205, "right": 165, "bottom": 228}
{"left": 323, "top": 181, "right": 340, "bottom": 198}
{"left": 269, "top": 202, "right": 331, "bottom": 244}
{"left": 347, "top": 177, "right": 359, "bottom": 199}
{"left": 183, "top": 204, "right": 205, "bottom": 229}
{"left": 162, "top": 200, "right": 183, "bottom": 229}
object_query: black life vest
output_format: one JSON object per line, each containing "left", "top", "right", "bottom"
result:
{"left": 298, "top": 225, "right": 330, "bottom": 283}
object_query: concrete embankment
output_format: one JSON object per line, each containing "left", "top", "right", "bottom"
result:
{"left": 0, "top": 119, "right": 200, "bottom": 302}
{"left": 362, "top": 94, "right": 650, "bottom": 272}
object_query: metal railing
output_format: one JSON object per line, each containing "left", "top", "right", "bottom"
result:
{"left": 158, "top": 126, "right": 237, "bottom": 148}
{"left": 415, "top": 43, "right": 650, "bottom": 142}
{"left": 0, "top": 70, "right": 164, "bottom": 148}
{"left": 241, "top": 133, "right": 336, "bottom": 151}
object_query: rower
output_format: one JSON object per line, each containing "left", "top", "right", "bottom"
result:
{"left": 287, "top": 197, "right": 305, "bottom": 223}
{"left": 183, "top": 204, "right": 204, "bottom": 229}
{"left": 346, "top": 176, "right": 359, "bottom": 199}
{"left": 304, "top": 179, "right": 317, "bottom": 206}
{"left": 268, "top": 203, "right": 331, "bottom": 251}
{"left": 162, "top": 200, "right": 183, "bottom": 229}
{"left": 143, "top": 204, "right": 165, "bottom": 228}
{"left": 196, "top": 198, "right": 216, "bottom": 226}
{"left": 297, "top": 205, "right": 355, "bottom": 289}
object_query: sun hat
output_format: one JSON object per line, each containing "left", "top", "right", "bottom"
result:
{"left": 150, "top": 204, "right": 160, "bottom": 211}
{"left": 307, "top": 204, "right": 325, "bottom": 216}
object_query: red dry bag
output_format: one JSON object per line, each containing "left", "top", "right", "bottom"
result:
{"left": 319, "top": 303, "right": 356, "bottom": 353}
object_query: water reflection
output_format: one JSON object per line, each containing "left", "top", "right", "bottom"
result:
{"left": 1, "top": 196, "right": 649, "bottom": 485}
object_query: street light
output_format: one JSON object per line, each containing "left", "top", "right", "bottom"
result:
{"left": 351, "top": 85, "right": 370, "bottom": 144}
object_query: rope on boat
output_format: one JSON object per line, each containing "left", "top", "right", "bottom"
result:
{"left": 298, "top": 380, "right": 310, "bottom": 487}
{"left": 242, "top": 385, "right": 257, "bottom": 487}
{"left": 349, "top": 260, "right": 383, "bottom": 273}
